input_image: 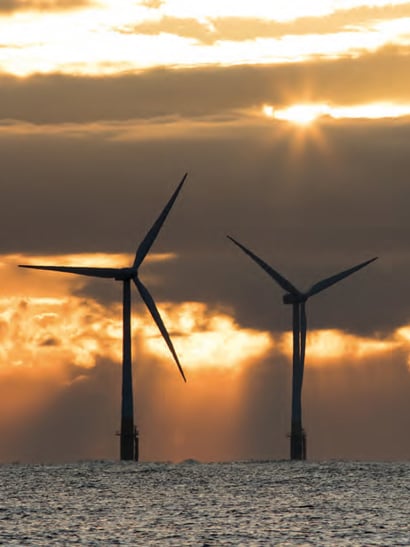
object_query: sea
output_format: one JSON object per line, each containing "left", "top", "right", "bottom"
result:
{"left": 0, "top": 460, "right": 409, "bottom": 546}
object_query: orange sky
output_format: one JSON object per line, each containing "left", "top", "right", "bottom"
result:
{"left": 0, "top": 252, "right": 409, "bottom": 462}
{"left": 0, "top": 1, "right": 409, "bottom": 462}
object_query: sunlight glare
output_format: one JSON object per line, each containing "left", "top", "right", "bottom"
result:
{"left": 280, "top": 328, "right": 400, "bottom": 365}
{"left": 262, "top": 105, "right": 274, "bottom": 118}
{"left": 273, "top": 104, "right": 328, "bottom": 125}
{"left": 266, "top": 102, "right": 410, "bottom": 124}
{"left": 1, "top": 3, "right": 410, "bottom": 76}
{"left": 143, "top": 302, "right": 273, "bottom": 370}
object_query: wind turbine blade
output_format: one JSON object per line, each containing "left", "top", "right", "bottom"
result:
{"left": 133, "top": 173, "right": 188, "bottom": 270}
{"left": 227, "top": 236, "right": 301, "bottom": 296}
{"left": 306, "top": 257, "right": 378, "bottom": 297}
{"left": 300, "top": 302, "right": 307, "bottom": 387}
{"left": 18, "top": 265, "right": 120, "bottom": 278}
{"left": 133, "top": 277, "right": 186, "bottom": 382}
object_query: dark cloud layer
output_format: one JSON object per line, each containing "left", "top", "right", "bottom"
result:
{"left": 1, "top": 114, "right": 409, "bottom": 334}
{"left": 1, "top": 47, "right": 410, "bottom": 123}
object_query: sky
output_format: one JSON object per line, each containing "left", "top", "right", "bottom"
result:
{"left": 0, "top": 0, "right": 409, "bottom": 463}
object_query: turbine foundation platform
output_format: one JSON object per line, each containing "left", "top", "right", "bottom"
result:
{"left": 119, "top": 418, "right": 139, "bottom": 461}
{"left": 290, "top": 427, "right": 306, "bottom": 460}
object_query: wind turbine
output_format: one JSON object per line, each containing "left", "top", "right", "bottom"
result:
{"left": 19, "top": 174, "right": 188, "bottom": 462}
{"left": 227, "top": 235, "right": 377, "bottom": 460}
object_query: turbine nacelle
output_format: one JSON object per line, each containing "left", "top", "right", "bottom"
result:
{"left": 283, "top": 292, "right": 306, "bottom": 305}
{"left": 114, "top": 267, "right": 137, "bottom": 281}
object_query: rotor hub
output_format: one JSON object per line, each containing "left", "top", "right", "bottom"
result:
{"left": 114, "top": 268, "right": 136, "bottom": 281}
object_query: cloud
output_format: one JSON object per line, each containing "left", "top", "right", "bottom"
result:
{"left": 122, "top": 5, "right": 410, "bottom": 45}
{"left": 139, "top": 0, "right": 164, "bottom": 9}
{"left": 0, "top": 271, "right": 273, "bottom": 375}
{"left": 0, "top": 0, "right": 95, "bottom": 13}
{"left": 1, "top": 48, "right": 410, "bottom": 124}
{"left": 120, "top": 16, "right": 218, "bottom": 45}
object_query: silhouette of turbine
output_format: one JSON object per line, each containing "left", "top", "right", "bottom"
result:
{"left": 227, "top": 236, "right": 377, "bottom": 460}
{"left": 20, "top": 174, "right": 188, "bottom": 461}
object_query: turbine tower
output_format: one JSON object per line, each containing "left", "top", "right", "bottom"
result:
{"left": 19, "top": 174, "right": 188, "bottom": 461}
{"left": 227, "top": 236, "right": 377, "bottom": 460}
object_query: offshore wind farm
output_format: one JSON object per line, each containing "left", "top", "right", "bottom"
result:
{"left": 1, "top": 0, "right": 410, "bottom": 545}
{"left": 1, "top": 0, "right": 409, "bottom": 466}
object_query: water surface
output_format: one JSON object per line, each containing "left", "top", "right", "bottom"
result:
{"left": 1, "top": 461, "right": 409, "bottom": 545}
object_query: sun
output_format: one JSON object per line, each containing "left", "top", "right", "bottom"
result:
{"left": 262, "top": 104, "right": 275, "bottom": 118}
{"left": 270, "top": 104, "right": 329, "bottom": 125}
{"left": 260, "top": 103, "right": 332, "bottom": 171}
